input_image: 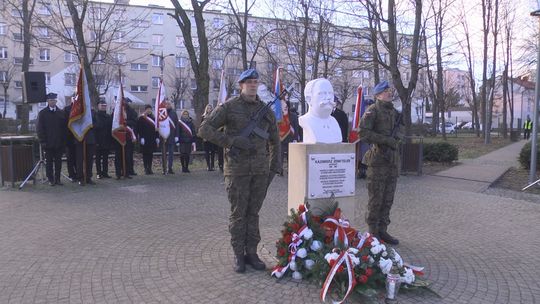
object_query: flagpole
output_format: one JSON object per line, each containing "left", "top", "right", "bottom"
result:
{"left": 161, "top": 138, "right": 166, "bottom": 174}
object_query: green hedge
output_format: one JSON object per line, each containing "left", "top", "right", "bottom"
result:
{"left": 518, "top": 142, "right": 540, "bottom": 170}
{"left": 423, "top": 142, "right": 459, "bottom": 163}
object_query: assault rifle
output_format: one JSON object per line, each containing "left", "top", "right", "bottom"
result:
{"left": 229, "top": 84, "right": 294, "bottom": 159}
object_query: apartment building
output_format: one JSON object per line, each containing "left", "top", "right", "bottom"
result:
{"left": 0, "top": 0, "right": 416, "bottom": 121}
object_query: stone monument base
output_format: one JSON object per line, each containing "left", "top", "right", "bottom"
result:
{"left": 288, "top": 142, "right": 358, "bottom": 226}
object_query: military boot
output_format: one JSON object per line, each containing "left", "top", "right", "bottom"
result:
{"left": 245, "top": 253, "right": 266, "bottom": 270}
{"left": 368, "top": 225, "right": 379, "bottom": 238}
{"left": 379, "top": 228, "right": 399, "bottom": 245}
{"left": 233, "top": 254, "right": 246, "bottom": 273}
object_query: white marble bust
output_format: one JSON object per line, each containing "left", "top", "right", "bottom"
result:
{"left": 299, "top": 78, "right": 342, "bottom": 144}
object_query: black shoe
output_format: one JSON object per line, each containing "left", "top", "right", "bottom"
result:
{"left": 55, "top": 181, "right": 64, "bottom": 186}
{"left": 125, "top": 175, "right": 132, "bottom": 179}
{"left": 103, "top": 174, "right": 112, "bottom": 179}
{"left": 116, "top": 176, "right": 122, "bottom": 180}
{"left": 96, "top": 174, "right": 103, "bottom": 179}
{"left": 379, "top": 231, "right": 399, "bottom": 245}
{"left": 168, "top": 169, "right": 175, "bottom": 174}
{"left": 244, "top": 254, "right": 266, "bottom": 270}
{"left": 233, "top": 255, "right": 246, "bottom": 273}
{"left": 48, "top": 180, "right": 55, "bottom": 186}
{"left": 78, "top": 181, "right": 85, "bottom": 186}
{"left": 129, "top": 172, "right": 137, "bottom": 176}
{"left": 87, "top": 180, "right": 96, "bottom": 185}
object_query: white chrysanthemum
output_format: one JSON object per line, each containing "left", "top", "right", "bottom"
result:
{"left": 296, "top": 248, "right": 308, "bottom": 259}
{"left": 350, "top": 256, "right": 360, "bottom": 266}
{"left": 392, "top": 249, "right": 403, "bottom": 267}
{"left": 400, "top": 267, "right": 415, "bottom": 284}
{"left": 292, "top": 271, "right": 303, "bottom": 280}
{"left": 370, "top": 244, "right": 384, "bottom": 255}
{"left": 378, "top": 258, "right": 393, "bottom": 274}
{"left": 289, "top": 261, "right": 298, "bottom": 271}
{"left": 310, "top": 240, "right": 323, "bottom": 251}
{"left": 325, "top": 252, "right": 339, "bottom": 263}
{"left": 305, "top": 259, "right": 315, "bottom": 270}
{"left": 302, "top": 228, "right": 313, "bottom": 240}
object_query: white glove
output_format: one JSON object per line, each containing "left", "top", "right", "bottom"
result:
{"left": 140, "top": 138, "right": 145, "bottom": 145}
{"left": 175, "top": 137, "right": 179, "bottom": 143}
{"left": 156, "top": 138, "right": 160, "bottom": 145}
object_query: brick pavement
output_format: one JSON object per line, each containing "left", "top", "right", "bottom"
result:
{"left": 0, "top": 159, "right": 539, "bottom": 303}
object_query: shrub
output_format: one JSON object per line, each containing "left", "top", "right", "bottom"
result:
{"left": 423, "top": 142, "right": 459, "bottom": 163}
{"left": 518, "top": 141, "right": 540, "bottom": 170}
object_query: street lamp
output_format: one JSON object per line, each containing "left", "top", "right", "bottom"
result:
{"left": 150, "top": 51, "right": 176, "bottom": 79}
{"left": 528, "top": 9, "right": 540, "bottom": 185}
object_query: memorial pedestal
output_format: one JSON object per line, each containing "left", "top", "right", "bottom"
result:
{"left": 288, "top": 142, "right": 358, "bottom": 225}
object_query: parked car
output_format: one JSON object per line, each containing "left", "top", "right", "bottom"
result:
{"left": 439, "top": 122, "right": 456, "bottom": 134}
{"left": 461, "top": 122, "right": 473, "bottom": 129}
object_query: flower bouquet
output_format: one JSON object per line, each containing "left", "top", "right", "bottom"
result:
{"left": 271, "top": 202, "right": 428, "bottom": 303}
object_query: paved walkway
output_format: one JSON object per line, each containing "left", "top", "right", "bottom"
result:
{"left": 0, "top": 142, "right": 539, "bottom": 304}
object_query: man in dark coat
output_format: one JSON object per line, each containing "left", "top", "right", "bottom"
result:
{"left": 37, "top": 93, "right": 66, "bottom": 186}
{"left": 95, "top": 100, "right": 113, "bottom": 179}
{"left": 137, "top": 105, "right": 158, "bottom": 174}
{"left": 125, "top": 98, "right": 138, "bottom": 176}
{"left": 177, "top": 110, "right": 196, "bottom": 173}
{"left": 64, "top": 96, "right": 77, "bottom": 181}
{"left": 331, "top": 97, "right": 349, "bottom": 143}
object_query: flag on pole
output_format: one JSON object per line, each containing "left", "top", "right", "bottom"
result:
{"left": 273, "top": 67, "right": 283, "bottom": 122}
{"left": 217, "top": 70, "right": 228, "bottom": 104}
{"left": 68, "top": 65, "right": 93, "bottom": 142}
{"left": 112, "top": 77, "right": 127, "bottom": 146}
{"left": 154, "top": 79, "right": 171, "bottom": 139}
{"left": 349, "top": 86, "right": 365, "bottom": 143}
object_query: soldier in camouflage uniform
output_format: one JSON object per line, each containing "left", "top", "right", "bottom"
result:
{"left": 358, "top": 80, "right": 402, "bottom": 245}
{"left": 198, "top": 69, "right": 281, "bottom": 273}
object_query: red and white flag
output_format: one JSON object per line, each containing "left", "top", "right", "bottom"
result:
{"left": 112, "top": 77, "right": 127, "bottom": 146}
{"left": 154, "top": 79, "right": 170, "bottom": 139}
{"left": 68, "top": 66, "right": 93, "bottom": 142}
{"left": 349, "top": 86, "right": 365, "bottom": 143}
{"left": 217, "top": 70, "right": 228, "bottom": 104}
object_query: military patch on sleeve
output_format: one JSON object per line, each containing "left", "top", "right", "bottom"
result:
{"left": 364, "top": 111, "right": 373, "bottom": 116}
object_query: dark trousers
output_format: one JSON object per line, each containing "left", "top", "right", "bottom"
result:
{"left": 126, "top": 140, "right": 135, "bottom": 175}
{"left": 204, "top": 142, "right": 216, "bottom": 170}
{"left": 95, "top": 149, "right": 110, "bottom": 176}
{"left": 180, "top": 153, "right": 190, "bottom": 172}
{"left": 44, "top": 147, "right": 63, "bottom": 183}
{"left": 76, "top": 142, "right": 95, "bottom": 182}
{"left": 66, "top": 144, "right": 77, "bottom": 179}
{"left": 225, "top": 174, "right": 269, "bottom": 255}
{"left": 217, "top": 147, "right": 224, "bottom": 171}
{"left": 524, "top": 129, "right": 531, "bottom": 140}
{"left": 142, "top": 152, "right": 153, "bottom": 173}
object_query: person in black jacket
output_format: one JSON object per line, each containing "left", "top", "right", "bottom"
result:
{"left": 331, "top": 96, "right": 349, "bottom": 143}
{"left": 202, "top": 104, "right": 218, "bottom": 171}
{"left": 137, "top": 105, "right": 158, "bottom": 175}
{"left": 95, "top": 100, "right": 113, "bottom": 179}
{"left": 37, "top": 93, "right": 66, "bottom": 186}
{"left": 64, "top": 97, "right": 78, "bottom": 181}
{"left": 177, "top": 110, "right": 196, "bottom": 173}
{"left": 125, "top": 98, "right": 138, "bottom": 176}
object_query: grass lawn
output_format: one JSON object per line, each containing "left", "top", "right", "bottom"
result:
{"left": 422, "top": 132, "right": 514, "bottom": 160}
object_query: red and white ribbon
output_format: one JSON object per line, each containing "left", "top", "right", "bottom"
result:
{"left": 324, "top": 217, "right": 351, "bottom": 247}
{"left": 320, "top": 249, "right": 357, "bottom": 304}
{"left": 356, "top": 231, "right": 371, "bottom": 250}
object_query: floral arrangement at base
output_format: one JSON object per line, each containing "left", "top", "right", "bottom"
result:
{"left": 271, "top": 201, "right": 429, "bottom": 303}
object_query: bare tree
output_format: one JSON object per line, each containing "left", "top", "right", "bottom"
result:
{"left": 0, "top": 61, "right": 16, "bottom": 118}
{"left": 169, "top": 0, "right": 211, "bottom": 124}
{"left": 499, "top": 1, "right": 515, "bottom": 138}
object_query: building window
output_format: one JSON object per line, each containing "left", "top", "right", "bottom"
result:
{"left": 334, "top": 48, "right": 342, "bottom": 58}
{"left": 64, "top": 73, "right": 76, "bottom": 86}
{"left": 335, "top": 68, "right": 343, "bottom": 76}
{"left": 132, "top": 19, "right": 150, "bottom": 28}
{"left": 44, "top": 72, "right": 51, "bottom": 85}
{"left": 39, "top": 48, "right": 51, "bottom": 61}
{"left": 351, "top": 50, "right": 359, "bottom": 57}
{"left": 401, "top": 55, "right": 409, "bottom": 65}
{"left": 130, "top": 63, "right": 148, "bottom": 71}
{"left": 152, "top": 55, "right": 161, "bottom": 67}
{"left": 0, "top": 47, "right": 7, "bottom": 59}
{"left": 11, "top": 9, "right": 22, "bottom": 18}
{"left": 191, "top": 79, "right": 197, "bottom": 90}
{"left": 268, "top": 44, "right": 278, "bottom": 53}
{"left": 287, "top": 64, "right": 295, "bottom": 72}
{"left": 212, "top": 59, "right": 223, "bottom": 70}
{"left": 64, "top": 51, "right": 77, "bottom": 62}
{"left": 152, "top": 77, "right": 160, "bottom": 88}
{"left": 131, "top": 85, "right": 148, "bottom": 92}
{"left": 113, "top": 31, "right": 124, "bottom": 43}
{"left": 287, "top": 45, "right": 297, "bottom": 55}
{"left": 130, "top": 41, "right": 148, "bottom": 49}
{"left": 152, "top": 34, "right": 163, "bottom": 46}
{"left": 115, "top": 53, "right": 126, "bottom": 64}
{"left": 0, "top": 23, "right": 7, "bottom": 36}
{"left": 36, "top": 26, "right": 49, "bottom": 38}
{"left": 175, "top": 56, "right": 187, "bottom": 68}
{"left": 38, "top": 3, "right": 51, "bottom": 15}
{"left": 94, "top": 53, "right": 105, "bottom": 64}
{"left": 65, "top": 27, "right": 75, "bottom": 39}
{"left": 176, "top": 36, "right": 184, "bottom": 47}
{"left": 0, "top": 71, "right": 7, "bottom": 82}
{"left": 14, "top": 57, "right": 33, "bottom": 65}
{"left": 152, "top": 13, "right": 164, "bottom": 24}
{"left": 15, "top": 81, "right": 23, "bottom": 88}
{"left": 13, "top": 32, "right": 23, "bottom": 41}
{"left": 213, "top": 18, "right": 224, "bottom": 29}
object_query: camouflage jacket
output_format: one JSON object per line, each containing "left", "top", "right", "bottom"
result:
{"left": 198, "top": 94, "right": 281, "bottom": 176}
{"left": 358, "top": 99, "right": 403, "bottom": 167}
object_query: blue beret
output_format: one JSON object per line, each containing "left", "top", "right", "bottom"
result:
{"left": 238, "top": 69, "right": 259, "bottom": 83}
{"left": 46, "top": 92, "right": 58, "bottom": 99}
{"left": 373, "top": 80, "right": 390, "bottom": 96}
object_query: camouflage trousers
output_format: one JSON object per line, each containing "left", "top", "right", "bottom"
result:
{"left": 365, "top": 166, "right": 398, "bottom": 229}
{"left": 225, "top": 174, "right": 269, "bottom": 256}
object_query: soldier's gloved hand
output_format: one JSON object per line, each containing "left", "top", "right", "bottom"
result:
{"left": 231, "top": 136, "right": 253, "bottom": 150}
{"left": 156, "top": 138, "right": 160, "bottom": 145}
{"left": 140, "top": 138, "right": 145, "bottom": 145}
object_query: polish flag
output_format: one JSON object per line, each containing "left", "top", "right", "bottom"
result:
{"left": 154, "top": 79, "right": 170, "bottom": 139}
